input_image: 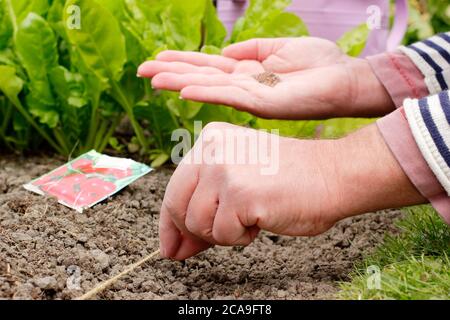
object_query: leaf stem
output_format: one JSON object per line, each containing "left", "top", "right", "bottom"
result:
{"left": 53, "top": 127, "right": 70, "bottom": 155}
{"left": 111, "top": 82, "right": 148, "bottom": 151}
{"left": 85, "top": 96, "right": 101, "bottom": 151}
{"left": 98, "top": 116, "right": 121, "bottom": 153}
{"left": 1, "top": 101, "right": 13, "bottom": 135}
{"left": 94, "top": 118, "right": 109, "bottom": 150}
{"left": 9, "top": 96, "right": 65, "bottom": 154}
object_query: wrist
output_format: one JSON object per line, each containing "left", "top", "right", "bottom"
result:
{"left": 334, "top": 124, "right": 426, "bottom": 219}
{"left": 346, "top": 58, "right": 396, "bottom": 117}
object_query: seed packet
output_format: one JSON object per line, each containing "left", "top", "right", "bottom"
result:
{"left": 24, "top": 150, "right": 152, "bottom": 213}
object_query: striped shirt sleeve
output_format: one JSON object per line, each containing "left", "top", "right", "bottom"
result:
{"left": 404, "top": 90, "right": 450, "bottom": 195}
{"left": 400, "top": 32, "right": 450, "bottom": 95}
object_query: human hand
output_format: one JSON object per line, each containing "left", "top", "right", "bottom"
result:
{"left": 159, "top": 122, "right": 425, "bottom": 260}
{"left": 138, "top": 38, "right": 395, "bottom": 120}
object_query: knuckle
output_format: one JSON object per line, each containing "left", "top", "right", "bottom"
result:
{"left": 212, "top": 228, "right": 232, "bottom": 245}
{"left": 185, "top": 213, "right": 213, "bottom": 240}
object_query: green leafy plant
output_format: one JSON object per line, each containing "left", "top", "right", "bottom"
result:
{"left": 0, "top": 0, "right": 370, "bottom": 164}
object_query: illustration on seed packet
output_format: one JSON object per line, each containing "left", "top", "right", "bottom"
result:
{"left": 24, "top": 150, "right": 152, "bottom": 213}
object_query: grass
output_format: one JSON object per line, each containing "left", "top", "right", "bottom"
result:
{"left": 338, "top": 205, "right": 450, "bottom": 300}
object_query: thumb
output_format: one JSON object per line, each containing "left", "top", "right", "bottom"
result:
{"left": 222, "top": 38, "right": 289, "bottom": 61}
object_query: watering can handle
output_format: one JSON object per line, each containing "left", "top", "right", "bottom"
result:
{"left": 229, "top": 0, "right": 409, "bottom": 52}
{"left": 387, "top": 0, "right": 409, "bottom": 51}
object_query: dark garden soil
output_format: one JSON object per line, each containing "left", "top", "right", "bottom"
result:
{"left": 0, "top": 153, "right": 402, "bottom": 300}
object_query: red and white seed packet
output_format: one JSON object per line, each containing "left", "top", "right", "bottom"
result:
{"left": 24, "top": 150, "right": 152, "bottom": 212}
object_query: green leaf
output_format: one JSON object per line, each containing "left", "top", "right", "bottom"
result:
{"left": 161, "top": 0, "right": 207, "bottom": 50}
{"left": 64, "top": 0, "right": 127, "bottom": 85}
{"left": 254, "top": 118, "right": 317, "bottom": 138}
{"left": 49, "top": 66, "right": 87, "bottom": 109}
{"left": 108, "top": 137, "right": 124, "bottom": 152}
{"left": 47, "top": 0, "right": 67, "bottom": 40}
{"left": 336, "top": 23, "right": 370, "bottom": 57}
{"left": 237, "top": 12, "right": 308, "bottom": 42}
{"left": 118, "top": 0, "right": 169, "bottom": 60}
{"left": 50, "top": 66, "right": 90, "bottom": 144}
{"left": 15, "top": 12, "right": 59, "bottom": 127}
{"left": 151, "top": 152, "right": 170, "bottom": 168}
{"left": 11, "top": 0, "right": 50, "bottom": 23}
{"left": 0, "top": 0, "right": 13, "bottom": 50}
{"left": 230, "top": 0, "right": 292, "bottom": 42}
{"left": 200, "top": 45, "right": 222, "bottom": 55}
{"left": 0, "top": 65, "right": 23, "bottom": 101}
{"left": 167, "top": 94, "right": 203, "bottom": 120}
{"left": 202, "top": 0, "right": 226, "bottom": 47}
{"left": 134, "top": 98, "right": 178, "bottom": 152}
{"left": 319, "top": 118, "right": 376, "bottom": 138}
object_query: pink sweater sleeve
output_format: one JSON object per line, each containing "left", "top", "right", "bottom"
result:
{"left": 368, "top": 51, "right": 450, "bottom": 225}
{"left": 377, "top": 108, "right": 450, "bottom": 224}
{"left": 367, "top": 51, "right": 429, "bottom": 107}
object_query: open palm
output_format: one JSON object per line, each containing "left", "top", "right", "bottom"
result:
{"left": 138, "top": 37, "right": 391, "bottom": 120}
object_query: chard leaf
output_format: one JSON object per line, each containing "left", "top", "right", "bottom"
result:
{"left": 161, "top": 0, "right": 207, "bottom": 50}
{"left": 123, "top": 0, "right": 167, "bottom": 54}
{"left": 202, "top": 0, "right": 226, "bottom": 47}
{"left": 337, "top": 24, "right": 370, "bottom": 57}
{"left": 231, "top": 0, "right": 292, "bottom": 42}
{"left": 0, "top": 65, "right": 23, "bottom": 101}
{"left": 49, "top": 66, "right": 87, "bottom": 109}
{"left": 236, "top": 12, "right": 308, "bottom": 42}
{"left": 64, "top": 0, "right": 127, "bottom": 85}
{"left": 96, "top": 0, "right": 148, "bottom": 66}
{"left": 0, "top": 0, "right": 13, "bottom": 49}
{"left": 50, "top": 66, "right": 90, "bottom": 142}
{"left": 47, "top": 0, "right": 67, "bottom": 40}
{"left": 200, "top": 45, "right": 222, "bottom": 55}
{"left": 255, "top": 118, "right": 317, "bottom": 138}
{"left": 15, "top": 12, "right": 59, "bottom": 127}
{"left": 11, "top": 0, "right": 50, "bottom": 23}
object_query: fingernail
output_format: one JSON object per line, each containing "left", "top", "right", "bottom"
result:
{"left": 136, "top": 73, "right": 142, "bottom": 78}
{"left": 179, "top": 95, "right": 183, "bottom": 100}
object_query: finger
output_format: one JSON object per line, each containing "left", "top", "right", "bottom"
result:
{"left": 159, "top": 158, "right": 200, "bottom": 257}
{"left": 180, "top": 86, "right": 255, "bottom": 113}
{"left": 222, "top": 38, "right": 289, "bottom": 61}
{"left": 137, "top": 60, "right": 223, "bottom": 78}
{"left": 172, "top": 233, "right": 213, "bottom": 261}
{"left": 156, "top": 50, "right": 236, "bottom": 73}
{"left": 159, "top": 205, "right": 182, "bottom": 258}
{"left": 152, "top": 72, "right": 232, "bottom": 91}
{"left": 185, "top": 178, "right": 219, "bottom": 244}
{"left": 212, "top": 205, "right": 260, "bottom": 246}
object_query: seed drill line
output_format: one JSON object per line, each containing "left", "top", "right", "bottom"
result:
{"left": 76, "top": 249, "right": 161, "bottom": 300}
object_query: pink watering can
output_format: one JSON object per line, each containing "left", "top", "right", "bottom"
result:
{"left": 216, "top": 0, "right": 409, "bottom": 57}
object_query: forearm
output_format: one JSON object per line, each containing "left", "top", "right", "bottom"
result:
{"left": 345, "top": 58, "right": 396, "bottom": 117}
{"left": 334, "top": 124, "right": 426, "bottom": 220}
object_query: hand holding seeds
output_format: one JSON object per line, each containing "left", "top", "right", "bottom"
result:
{"left": 138, "top": 37, "right": 394, "bottom": 120}
{"left": 159, "top": 123, "right": 425, "bottom": 260}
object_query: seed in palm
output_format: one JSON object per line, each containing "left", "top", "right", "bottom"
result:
{"left": 252, "top": 71, "right": 281, "bottom": 87}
